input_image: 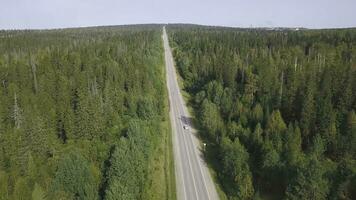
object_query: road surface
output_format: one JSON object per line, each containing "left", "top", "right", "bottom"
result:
{"left": 163, "top": 26, "right": 219, "bottom": 200}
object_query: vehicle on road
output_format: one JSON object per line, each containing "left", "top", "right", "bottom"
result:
{"left": 164, "top": 26, "right": 219, "bottom": 200}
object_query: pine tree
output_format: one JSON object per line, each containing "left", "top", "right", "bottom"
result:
{"left": 220, "top": 137, "right": 254, "bottom": 199}
{"left": 200, "top": 99, "right": 224, "bottom": 141}
{"left": 300, "top": 78, "right": 316, "bottom": 148}
{"left": 284, "top": 123, "right": 303, "bottom": 166}
{"left": 266, "top": 110, "right": 286, "bottom": 153}
{"left": 251, "top": 103, "right": 264, "bottom": 124}
{"left": 285, "top": 156, "right": 329, "bottom": 200}
{"left": 346, "top": 110, "right": 356, "bottom": 156}
{"left": 51, "top": 151, "right": 97, "bottom": 200}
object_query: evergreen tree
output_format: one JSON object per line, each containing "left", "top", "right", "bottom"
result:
{"left": 51, "top": 151, "right": 97, "bottom": 200}
{"left": 285, "top": 156, "right": 329, "bottom": 200}
{"left": 220, "top": 137, "right": 254, "bottom": 199}
{"left": 200, "top": 99, "right": 224, "bottom": 141}
{"left": 167, "top": 25, "right": 356, "bottom": 199}
{"left": 300, "top": 78, "right": 316, "bottom": 147}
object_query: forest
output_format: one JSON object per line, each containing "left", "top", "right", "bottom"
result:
{"left": 0, "top": 25, "right": 175, "bottom": 200}
{"left": 168, "top": 25, "right": 356, "bottom": 200}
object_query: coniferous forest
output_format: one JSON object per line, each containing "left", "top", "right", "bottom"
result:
{"left": 0, "top": 23, "right": 355, "bottom": 200}
{"left": 0, "top": 25, "right": 175, "bottom": 200}
{"left": 168, "top": 25, "right": 356, "bottom": 200}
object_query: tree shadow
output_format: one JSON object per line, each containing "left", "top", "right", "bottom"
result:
{"left": 180, "top": 115, "right": 194, "bottom": 127}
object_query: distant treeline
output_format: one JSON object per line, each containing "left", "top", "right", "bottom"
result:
{"left": 168, "top": 25, "right": 356, "bottom": 200}
{"left": 0, "top": 25, "right": 169, "bottom": 199}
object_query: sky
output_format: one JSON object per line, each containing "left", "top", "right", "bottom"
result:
{"left": 0, "top": 0, "right": 355, "bottom": 30}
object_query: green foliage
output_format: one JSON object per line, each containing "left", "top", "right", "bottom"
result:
{"left": 251, "top": 103, "right": 263, "bottom": 124}
{"left": 104, "top": 120, "right": 152, "bottom": 200}
{"left": 200, "top": 99, "right": 224, "bottom": 141}
{"left": 310, "top": 134, "right": 327, "bottom": 160}
{"left": 332, "top": 158, "right": 356, "bottom": 200}
{"left": 261, "top": 140, "right": 281, "bottom": 169}
{"left": 32, "top": 183, "right": 46, "bottom": 200}
{"left": 13, "top": 177, "right": 32, "bottom": 200}
{"left": 266, "top": 110, "right": 287, "bottom": 153}
{"left": 168, "top": 25, "right": 356, "bottom": 199}
{"left": 285, "top": 156, "right": 329, "bottom": 200}
{"left": 0, "top": 25, "right": 169, "bottom": 199}
{"left": 283, "top": 124, "right": 303, "bottom": 166}
{"left": 51, "top": 151, "right": 97, "bottom": 200}
{"left": 346, "top": 110, "right": 356, "bottom": 157}
{"left": 266, "top": 110, "right": 287, "bottom": 136}
{"left": 220, "top": 137, "right": 254, "bottom": 199}
{"left": 0, "top": 171, "right": 9, "bottom": 200}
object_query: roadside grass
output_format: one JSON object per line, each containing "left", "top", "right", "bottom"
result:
{"left": 163, "top": 42, "right": 177, "bottom": 200}
{"left": 164, "top": 114, "right": 177, "bottom": 200}
{"left": 143, "top": 42, "right": 176, "bottom": 200}
{"left": 143, "top": 118, "right": 176, "bottom": 200}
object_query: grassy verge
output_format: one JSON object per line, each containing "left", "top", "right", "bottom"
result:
{"left": 164, "top": 114, "right": 177, "bottom": 200}
{"left": 143, "top": 38, "right": 176, "bottom": 199}
{"left": 143, "top": 118, "right": 176, "bottom": 200}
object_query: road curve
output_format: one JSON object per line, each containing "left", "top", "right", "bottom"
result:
{"left": 163, "top": 26, "right": 219, "bottom": 200}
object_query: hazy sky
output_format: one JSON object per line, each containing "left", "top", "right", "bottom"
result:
{"left": 1, "top": 0, "right": 355, "bottom": 29}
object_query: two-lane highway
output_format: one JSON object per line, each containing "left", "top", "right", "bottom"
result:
{"left": 163, "top": 26, "right": 219, "bottom": 200}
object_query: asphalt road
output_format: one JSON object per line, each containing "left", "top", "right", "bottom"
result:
{"left": 163, "top": 26, "right": 219, "bottom": 200}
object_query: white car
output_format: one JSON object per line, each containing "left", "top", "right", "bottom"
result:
{"left": 183, "top": 125, "right": 189, "bottom": 130}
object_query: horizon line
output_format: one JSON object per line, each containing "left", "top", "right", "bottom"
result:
{"left": 1, "top": 22, "right": 356, "bottom": 31}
